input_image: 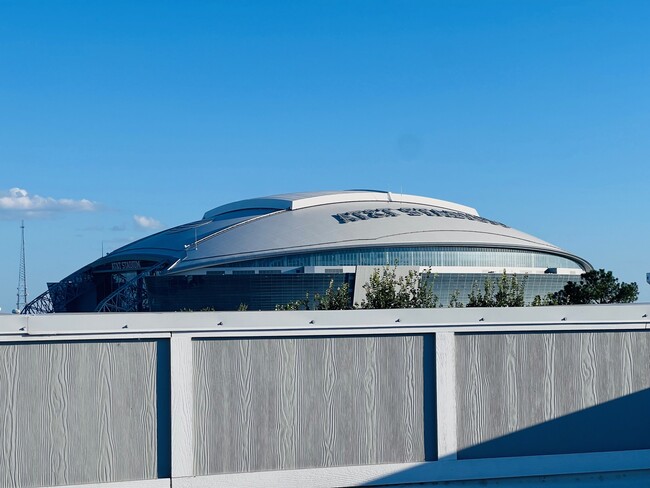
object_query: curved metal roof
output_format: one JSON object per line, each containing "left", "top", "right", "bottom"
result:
{"left": 203, "top": 190, "right": 479, "bottom": 218}
{"left": 95, "top": 190, "right": 591, "bottom": 273}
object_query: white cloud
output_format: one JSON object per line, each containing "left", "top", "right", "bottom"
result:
{"left": 0, "top": 187, "right": 98, "bottom": 218}
{"left": 133, "top": 214, "right": 163, "bottom": 230}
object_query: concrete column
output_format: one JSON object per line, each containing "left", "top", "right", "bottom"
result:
{"left": 171, "top": 334, "right": 194, "bottom": 477}
{"left": 435, "top": 331, "right": 457, "bottom": 461}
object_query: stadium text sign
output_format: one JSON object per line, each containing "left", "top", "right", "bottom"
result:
{"left": 332, "top": 207, "right": 508, "bottom": 228}
{"left": 111, "top": 261, "right": 142, "bottom": 271}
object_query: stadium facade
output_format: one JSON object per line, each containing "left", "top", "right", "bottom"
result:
{"left": 23, "top": 190, "right": 592, "bottom": 313}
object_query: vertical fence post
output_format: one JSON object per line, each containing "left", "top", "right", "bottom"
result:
{"left": 171, "top": 333, "right": 194, "bottom": 477}
{"left": 435, "top": 331, "right": 457, "bottom": 461}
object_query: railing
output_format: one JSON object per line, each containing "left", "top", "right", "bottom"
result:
{"left": 1, "top": 304, "right": 650, "bottom": 488}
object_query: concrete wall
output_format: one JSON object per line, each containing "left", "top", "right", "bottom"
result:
{"left": 0, "top": 340, "right": 168, "bottom": 488}
{"left": 193, "top": 335, "right": 431, "bottom": 475}
{"left": 456, "top": 331, "right": 650, "bottom": 459}
{"left": 1, "top": 304, "right": 650, "bottom": 487}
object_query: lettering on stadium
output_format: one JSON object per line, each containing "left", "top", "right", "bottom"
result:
{"left": 332, "top": 207, "right": 508, "bottom": 228}
{"left": 111, "top": 260, "right": 142, "bottom": 271}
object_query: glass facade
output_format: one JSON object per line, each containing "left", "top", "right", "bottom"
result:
{"left": 423, "top": 273, "right": 581, "bottom": 306}
{"left": 56, "top": 246, "right": 584, "bottom": 312}
{"left": 144, "top": 271, "right": 578, "bottom": 311}
{"left": 219, "top": 246, "right": 584, "bottom": 270}
{"left": 146, "top": 274, "right": 355, "bottom": 312}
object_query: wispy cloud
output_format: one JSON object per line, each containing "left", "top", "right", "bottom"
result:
{"left": 133, "top": 214, "right": 163, "bottom": 230}
{"left": 78, "top": 223, "right": 127, "bottom": 232}
{"left": 0, "top": 187, "right": 98, "bottom": 218}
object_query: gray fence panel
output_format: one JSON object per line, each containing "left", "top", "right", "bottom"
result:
{"left": 193, "top": 335, "right": 427, "bottom": 475}
{"left": 456, "top": 331, "right": 650, "bottom": 459}
{"left": 0, "top": 340, "right": 160, "bottom": 488}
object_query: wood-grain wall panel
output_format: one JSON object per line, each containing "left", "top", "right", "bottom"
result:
{"left": 0, "top": 340, "right": 160, "bottom": 488}
{"left": 456, "top": 331, "right": 650, "bottom": 459}
{"left": 193, "top": 335, "right": 427, "bottom": 475}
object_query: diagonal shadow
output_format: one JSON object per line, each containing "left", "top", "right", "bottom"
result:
{"left": 458, "top": 387, "right": 650, "bottom": 459}
{"left": 364, "top": 387, "right": 650, "bottom": 486}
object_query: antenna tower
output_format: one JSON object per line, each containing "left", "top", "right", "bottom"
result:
{"left": 16, "top": 220, "right": 27, "bottom": 312}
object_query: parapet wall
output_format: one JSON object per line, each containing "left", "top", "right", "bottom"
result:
{"left": 1, "top": 305, "right": 650, "bottom": 488}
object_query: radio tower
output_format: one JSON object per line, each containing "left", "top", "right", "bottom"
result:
{"left": 16, "top": 220, "right": 27, "bottom": 312}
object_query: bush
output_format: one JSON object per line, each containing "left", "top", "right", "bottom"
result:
{"left": 467, "top": 272, "right": 526, "bottom": 308}
{"left": 358, "top": 265, "right": 439, "bottom": 309}
{"left": 275, "top": 294, "right": 310, "bottom": 311}
{"left": 535, "top": 269, "right": 638, "bottom": 305}
{"left": 314, "top": 280, "right": 353, "bottom": 310}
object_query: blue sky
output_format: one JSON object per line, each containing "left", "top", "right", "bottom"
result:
{"left": 1, "top": 0, "right": 649, "bottom": 312}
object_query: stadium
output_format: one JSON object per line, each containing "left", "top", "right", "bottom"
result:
{"left": 23, "top": 190, "right": 592, "bottom": 313}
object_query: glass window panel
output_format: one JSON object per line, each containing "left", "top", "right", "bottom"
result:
{"left": 218, "top": 246, "right": 584, "bottom": 271}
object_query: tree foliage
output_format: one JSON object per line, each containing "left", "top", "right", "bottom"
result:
{"left": 314, "top": 280, "right": 353, "bottom": 310}
{"left": 273, "top": 267, "right": 639, "bottom": 311}
{"left": 535, "top": 269, "right": 638, "bottom": 305}
{"left": 275, "top": 280, "right": 353, "bottom": 311}
{"left": 358, "top": 265, "right": 439, "bottom": 309}
{"left": 274, "top": 293, "right": 310, "bottom": 311}
{"left": 466, "top": 272, "right": 526, "bottom": 308}
{"left": 448, "top": 289, "right": 465, "bottom": 308}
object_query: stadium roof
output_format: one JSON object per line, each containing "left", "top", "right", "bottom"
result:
{"left": 90, "top": 190, "right": 590, "bottom": 273}
{"left": 203, "top": 190, "right": 479, "bottom": 218}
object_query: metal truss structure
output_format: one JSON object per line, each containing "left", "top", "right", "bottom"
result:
{"left": 22, "top": 271, "right": 95, "bottom": 314}
{"left": 22, "top": 262, "right": 167, "bottom": 314}
{"left": 16, "top": 220, "right": 27, "bottom": 312}
{"left": 20, "top": 289, "right": 53, "bottom": 314}
{"left": 95, "top": 261, "right": 168, "bottom": 312}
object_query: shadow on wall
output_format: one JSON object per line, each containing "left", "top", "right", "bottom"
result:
{"left": 458, "top": 387, "right": 650, "bottom": 459}
{"left": 365, "top": 387, "right": 650, "bottom": 486}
